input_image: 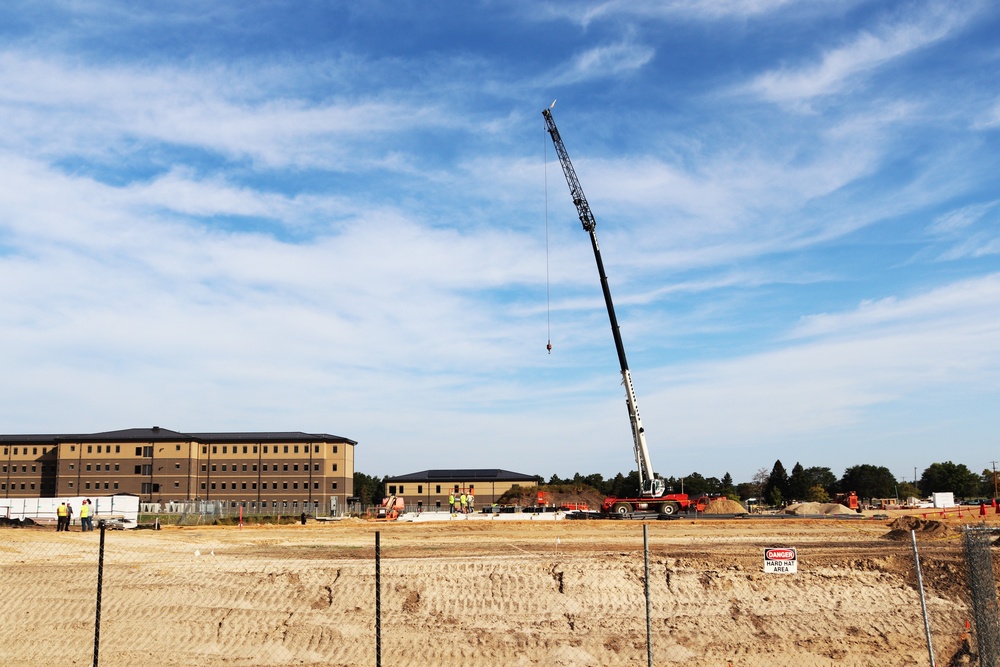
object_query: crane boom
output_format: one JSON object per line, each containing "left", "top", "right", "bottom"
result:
{"left": 543, "top": 108, "right": 665, "bottom": 499}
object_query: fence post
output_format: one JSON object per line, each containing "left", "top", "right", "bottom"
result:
{"left": 911, "top": 529, "right": 936, "bottom": 667}
{"left": 93, "top": 519, "right": 107, "bottom": 667}
{"left": 644, "top": 523, "right": 653, "bottom": 667}
{"left": 375, "top": 530, "right": 382, "bottom": 667}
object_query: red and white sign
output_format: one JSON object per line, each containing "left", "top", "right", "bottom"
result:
{"left": 764, "top": 547, "right": 797, "bottom": 574}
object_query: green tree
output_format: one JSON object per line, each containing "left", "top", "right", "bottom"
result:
{"left": 721, "top": 472, "right": 734, "bottom": 494}
{"left": 352, "top": 472, "right": 384, "bottom": 506}
{"left": 683, "top": 472, "right": 710, "bottom": 496}
{"left": 919, "top": 462, "right": 981, "bottom": 498}
{"left": 840, "top": 464, "right": 896, "bottom": 498}
{"left": 803, "top": 466, "right": 838, "bottom": 495}
{"left": 897, "top": 481, "right": 921, "bottom": 501}
{"left": 804, "top": 484, "right": 830, "bottom": 503}
{"left": 764, "top": 460, "right": 788, "bottom": 504}
{"left": 787, "top": 462, "right": 810, "bottom": 501}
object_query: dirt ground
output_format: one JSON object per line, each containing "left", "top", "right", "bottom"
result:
{"left": 1, "top": 508, "right": 994, "bottom": 666}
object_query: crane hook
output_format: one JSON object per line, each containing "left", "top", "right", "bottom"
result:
{"left": 546, "top": 341, "right": 552, "bottom": 354}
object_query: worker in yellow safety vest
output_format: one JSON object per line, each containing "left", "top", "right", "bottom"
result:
{"left": 56, "top": 502, "right": 68, "bottom": 532}
{"left": 80, "top": 499, "right": 92, "bottom": 532}
{"left": 448, "top": 492, "right": 455, "bottom": 513}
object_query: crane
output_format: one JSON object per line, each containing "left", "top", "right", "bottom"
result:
{"left": 543, "top": 107, "right": 700, "bottom": 516}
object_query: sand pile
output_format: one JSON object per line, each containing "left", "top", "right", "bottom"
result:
{"left": 785, "top": 502, "right": 856, "bottom": 516}
{"left": 703, "top": 497, "right": 747, "bottom": 514}
{"left": 882, "top": 516, "right": 953, "bottom": 541}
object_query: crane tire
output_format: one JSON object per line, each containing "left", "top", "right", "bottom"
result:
{"left": 659, "top": 502, "right": 679, "bottom": 516}
{"left": 612, "top": 502, "right": 631, "bottom": 516}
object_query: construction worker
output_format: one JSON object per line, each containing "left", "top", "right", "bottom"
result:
{"left": 56, "top": 502, "right": 68, "bottom": 532}
{"left": 468, "top": 491, "right": 475, "bottom": 514}
{"left": 66, "top": 502, "right": 74, "bottom": 530}
{"left": 448, "top": 492, "right": 455, "bottom": 513}
{"left": 79, "top": 500, "right": 91, "bottom": 532}
{"left": 460, "top": 493, "right": 468, "bottom": 514}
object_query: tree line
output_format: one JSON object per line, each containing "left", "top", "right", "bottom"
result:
{"left": 353, "top": 460, "right": 995, "bottom": 507}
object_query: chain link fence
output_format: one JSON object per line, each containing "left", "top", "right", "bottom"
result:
{"left": 1, "top": 518, "right": 997, "bottom": 666}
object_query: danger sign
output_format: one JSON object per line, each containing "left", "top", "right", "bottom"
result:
{"left": 764, "top": 547, "right": 797, "bottom": 574}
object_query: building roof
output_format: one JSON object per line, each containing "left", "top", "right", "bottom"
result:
{"left": 2, "top": 427, "right": 356, "bottom": 446}
{"left": 386, "top": 469, "right": 538, "bottom": 483}
{"left": 189, "top": 432, "right": 356, "bottom": 445}
{"left": 0, "top": 434, "right": 65, "bottom": 444}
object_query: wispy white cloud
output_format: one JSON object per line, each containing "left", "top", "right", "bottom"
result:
{"left": 746, "top": 4, "right": 977, "bottom": 106}
{"left": 545, "top": 39, "right": 655, "bottom": 86}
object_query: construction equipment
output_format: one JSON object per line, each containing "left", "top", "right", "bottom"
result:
{"left": 374, "top": 495, "right": 404, "bottom": 521}
{"left": 543, "top": 106, "right": 696, "bottom": 517}
{"left": 834, "top": 492, "right": 860, "bottom": 511}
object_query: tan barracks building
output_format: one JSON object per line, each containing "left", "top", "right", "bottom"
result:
{"left": 384, "top": 469, "right": 538, "bottom": 511}
{"left": 1, "top": 427, "right": 356, "bottom": 515}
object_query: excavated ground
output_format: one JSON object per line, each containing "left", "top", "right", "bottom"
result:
{"left": 0, "top": 511, "right": 993, "bottom": 666}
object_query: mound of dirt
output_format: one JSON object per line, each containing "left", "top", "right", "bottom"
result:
{"left": 785, "top": 502, "right": 857, "bottom": 516}
{"left": 882, "top": 516, "right": 954, "bottom": 541}
{"left": 703, "top": 497, "right": 747, "bottom": 514}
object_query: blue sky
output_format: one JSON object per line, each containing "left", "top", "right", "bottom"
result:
{"left": 1, "top": 1, "right": 998, "bottom": 485}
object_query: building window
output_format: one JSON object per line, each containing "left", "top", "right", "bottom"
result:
{"left": 114, "top": 482, "right": 119, "bottom": 489}
{"left": 293, "top": 482, "right": 299, "bottom": 490}
{"left": 115, "top": 464, "right": 120, "bottom": 471}
{"left": 211, "top": 483, "right": 216, "bottom": 490}
{"left": 242, "top": 464, "right": 247, "bottom": 472}
{"left": 86, "top": 464, "right": 92, "bottom": 471}
{"left": 294, "top": 445, "right": 299, "bottom": 454}
{"left": 314, "top": 464, "right": 319, "bottom": 471}
{"left": 115, "top": 445, "right": 120, "bottom": 453}
{"left": 221, "top": 464, "right": 227, "bottom": 472}
{"left": 70, "top": 445, "right": 75, "bottom": 452}
{"left": 242, "top": 446, "right": 247, "bottom": 454}
{"left": 389, "top": 485, "right": 397, "bottom": 494}
{"left": 253, "top": 445, "right": 258, "bottom": 454}
{"left": 175, "top": 463, "right": 181, "bottom": 469}
{"left": 104, "top": 482, "right": 110, "bottom": 490}
{"left": 332, "top": 464, "right": 338, "bottom": 472}
{"left": 242, "top": 482, "right": 247, "bottom": 490}
{"left": 135, "top": 446, "right": 142, "bottom": 456}
{"left": 263, "top": 446, "right": 268, "bottom": 454}
{"left": 69, "top": 464, "right": 75, "bottom": 470}
{"left": 418, "top": 485, "right": 423, "bottom": 494}
{"left": 174, "top": 481, "right": 180, "bottom": 488}
{"left": 202, "top": 446, "right": 208, "bottom": 454}
{"left": 212, "top": 446, "right": 217, "bottom": 454}
{"left": 68, "top": 482, "right": 74, "bottom": 488}
{"left": 293, "top": 464, "right": 299, "bottom": 472}
{"left": 272, "top": 464, "right": 278, "bottom": 471}
{"left": 436, "top": 485, "right": 441, "bottom": 493}
{"left": 333, "top": 446, "right": 338, "bottom": 454}
{"left": 252, "top": 482, "right": 257, "bottom": 490}
{"left": 97, "top": 446, "right": 103, "bottom": 453}
{"left": 283, "top": 445, "right": 289, "bottom": 454}
{"left": 212, "top": 465, "right": 217, "bottom": 472}
{"left": 176, "top": 445, "right": 181, "bottom": 451}
{"left": 283, "top": 464, "right": 288, "bottom": 472}
{"left": 134, "top": 465, "right": 141, "bottom": 474}
{"left": 201, "top": 482, "right": 206, "bottom": 490}
{"left": 252, "top": 465, "right": 257, "bottom": 472}
{"left": 332, "top": 482, "right": 338, "bottom": 489}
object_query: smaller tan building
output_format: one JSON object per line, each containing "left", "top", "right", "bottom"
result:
{"left": 384, "top": 469, "right": 538, "bottom": 511}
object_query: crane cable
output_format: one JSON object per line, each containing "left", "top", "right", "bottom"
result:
{"left": 544, "top": 118, "right": 552, "bottom": 354}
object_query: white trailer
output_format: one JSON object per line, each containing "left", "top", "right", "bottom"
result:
{"left": 1, "top": 494, "right": 140, "bottom": 528}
